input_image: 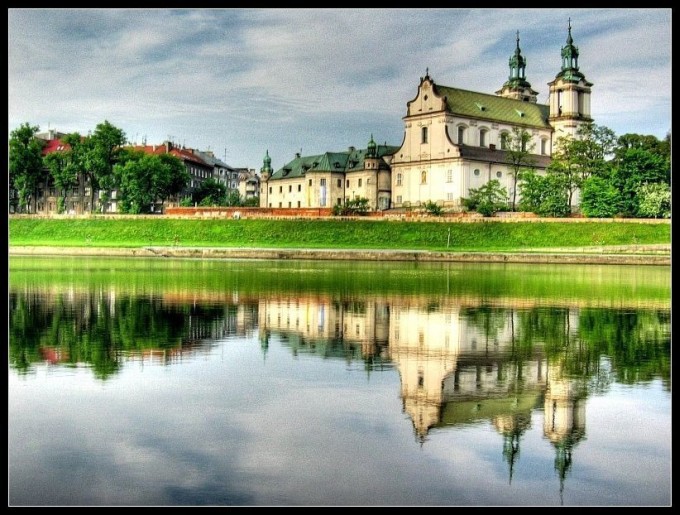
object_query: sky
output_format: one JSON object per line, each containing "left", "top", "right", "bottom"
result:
{"left": 8, "top": 8, "right": 671, "bottom": 172}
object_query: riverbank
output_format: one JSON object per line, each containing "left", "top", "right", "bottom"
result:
{"left": 8, "top": 244, "right": 671, "bottom": 265}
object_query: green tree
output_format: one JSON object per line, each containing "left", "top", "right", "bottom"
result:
{"left": 9, "top": 123, "right": 45, "bottom": 213}
{"left": 637, "top": 182, "right": 671, "bottom": 219}
{"left": 156, "top": 153, "right": 190, "bottom": 209}
{"left": 518, "top": 170, "right": 570, "bottom": 217}
{"left": 43, "top": 133, "right": 87, "bottom": 213}
{"left": 464, "top": 179, "right": 508, "bottom": 217}
{"left": 83, "top": 120, "right": 127, "bottom": 212}
{"left": 224, "top": 190, "right": 242, "bottom": 207}
{"left": 550, "top": 122, "right": 617, "bottom": 209}
{"left": 505, "top": 127, "right": 536, "bottom": 211}
{"left": 610, "top": 147, "right": 670, "bottom": 217}
{"left": 114, "top": 150, "right": 188, "bottom": 214}
{"left": 423, "top": 200, "right": 443, "bottom": 216}
{"left": 194, "top": 178, "right": 227, "bottom": 206}
{"left": 580, "top": 176, "right": 622, "bottom": 218}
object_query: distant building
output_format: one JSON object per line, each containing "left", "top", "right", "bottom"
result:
{"left": 259, "top": 136, "right": 399, "bottom": 211}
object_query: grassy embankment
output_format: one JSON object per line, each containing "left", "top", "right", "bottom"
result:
{"left": 8, "top": 216, "right": 671, "bottom": 252}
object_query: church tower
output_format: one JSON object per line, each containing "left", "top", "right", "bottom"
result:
{"left": 548, "top": 20, "right": 594, "bottom": 144}
{"left": 496, "top": 31, "right": 538, "bottom": 103}
{"left": 259, "top": 149, "right": 273, "bottom": 208}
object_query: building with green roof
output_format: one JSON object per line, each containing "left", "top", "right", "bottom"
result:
{"left": 260, "top": 22, "right": 592, "bottom": 212}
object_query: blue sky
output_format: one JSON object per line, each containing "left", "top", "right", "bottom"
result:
{"left": 8, "top": 8, "right": 671, "bottom": 171}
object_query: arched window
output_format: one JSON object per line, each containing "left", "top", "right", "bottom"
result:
{"left": 541, "top": 138, "right": 548, "bottom": 155}
{"left": 500, "top": 132, "right": 509, "bottom": 150}
{"left": 457, "top": 126, "right": 465, "bottom": 145}
{"left": 479, "top": 128, "right": 488, "bottom": 147}
{"left": 421, "top": 126, "right": 428, "bottom": 144}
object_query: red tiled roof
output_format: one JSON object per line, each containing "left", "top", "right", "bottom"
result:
{"left": 41, "top": 138, "right": 71, "bottom": 155}
{"left": 128, "top": 144, "right": 211, "bottom": 167}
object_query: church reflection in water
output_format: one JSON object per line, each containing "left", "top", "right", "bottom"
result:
{"left": 10, "top": 284, "right": 668, "bottom": 495}
{"left": 258, "top": 293, "right": 596, "bottom": 490}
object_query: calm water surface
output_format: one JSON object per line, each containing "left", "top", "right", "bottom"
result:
{"left": 8, "top": 257, "right": 671, "bottom": 506}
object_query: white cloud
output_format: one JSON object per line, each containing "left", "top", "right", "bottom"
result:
{"left": 8, "top": 8, "right": 671, "bottom": 169}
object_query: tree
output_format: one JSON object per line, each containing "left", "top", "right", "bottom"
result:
{"left": 43, "top": 133, "right": 88, "bottom": 214}
{"left": 83, "top": 120, "right": 126, "bottom": 212}
{"left": 9, "top": 123, "right": 45, "bottom": 213}
{"left": 114, "top": 149, "right": 188, "bottom": 214}
{"left": 156, "top": 153, "right": 190, "bottom": 209}
{"left": 610, "top": 147, "right": 669, "bottom": 217}
{"left": 504, "top": 127, "right": 536, "bottom": 211}
{"left": 637, "top": 183, "right": 671, "bottom": 219}
{"left": 464, "top": 179, "right": 508, "bottom": 217}
{"left": 550, "top": 122, "right": 617, "bottom": 209}
{"left": 194, "top": 178, "right": 227, "bottom": 206}
{"left": 518, "top": 170, "right": 570, "bottom": 217}
{"left": 580, "top": 176, "right": 622, "bottom": 218}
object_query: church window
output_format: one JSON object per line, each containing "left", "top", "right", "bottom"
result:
{"left": 446, "top": 169, "right": 452, "bottom": 183}
{"left": 541, "top": 138, "right": 548, "bottom": 155}
{"left": 457, "top": 126, "right": 465, "bottom": 144}
{"left": 421, "top": 126, "right": 428, "bottom": 144}
{"left": 396, "top": 173, "right": 402, "bottom": 186}
{"left": 337, "top": 179, "right": 342, "bottom": 187}
{"left": 346, "top": 180, "right": 350, "bottom": 187}
{"left": 279, "top": 186, "right": 283, "bottom": 193}
{"left": 473, "top": 169, "right": 480, "bottom": 176}
{"left": 358, "top": 178, "right": 362, "bottom": 187}
{"left": 480, "top": 129, "right": 488, "bottom": 147}
{"left": 500, "top": 132, "right": 509, "bottom": 150}
{"left": 309, "top": 179, "right": 312, "bottom": 186}
{"left": 289, "top": 185, "right": 292, "bottom": 192}
{"left": 298, "top": 184, "right": 302, "bottom": 192}
{"left": 421, "top": 171, "right": 427, "bottom": 184}
{"left": 269, "top": 186, "right": 272, "bottom": 194}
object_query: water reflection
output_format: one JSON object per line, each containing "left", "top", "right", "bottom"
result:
{"left": 8, "top": 257, "right": 671, "bottom": 506}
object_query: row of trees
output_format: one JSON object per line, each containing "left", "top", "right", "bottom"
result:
{"left": 9, "top": 121, "right": 257, "bottom": 214}
{"left": 10, "top": 120, "right": 671, "bottom": 218}
{"left": 467, "top": 124, "right": 671, "bottom": 218}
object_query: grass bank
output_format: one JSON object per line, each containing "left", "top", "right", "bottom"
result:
{"left": 8, "top": 216, "right": 671, "bottom": 252}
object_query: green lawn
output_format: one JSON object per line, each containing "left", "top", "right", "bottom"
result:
{"left": 8, "top": 216, "right": 671, "bottom": 251}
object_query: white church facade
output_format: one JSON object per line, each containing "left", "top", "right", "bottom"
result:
{"left": 261, "top": 21, "right": 592, "bottom": 211}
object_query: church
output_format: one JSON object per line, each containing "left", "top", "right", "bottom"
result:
{"left": 260, "top": 21, "right": 592, "bottom": 211}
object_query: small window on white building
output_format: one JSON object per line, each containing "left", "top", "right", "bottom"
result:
{"left": 541, "top": 138, "right": 548, "bottom": 155}
{"left": 446, "top": 169, "right": 452, "bottom": 183}
{"left": 457, "top": 126, "right": 465, "bottom": 145}
{"left": 396, "top": 173, "right": 402, "bottom": 186}
{"left": 500, "top": 133, "right": 509, "bottom": 150}
{"left": 496, "top": 171, "right": 502, "bottom": 178}
{"left": 421, "top": 126, "right": 428, "bottom": 144}
{"left": 473, "top": 169, "right": 480, "bottom": 176}
{"left": 480, "top": 129, "right": 487, "bottom": 147}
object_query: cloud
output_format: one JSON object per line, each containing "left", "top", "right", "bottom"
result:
{"left": 8, "top": 8, "right": 671, "bottom": 169}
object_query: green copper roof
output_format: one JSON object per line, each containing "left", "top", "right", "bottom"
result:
{"left": 433, "top": 84, "right": 551, "bottom": 129}
{"left": 269, "top": 143, "right": 400, "bottom": 181}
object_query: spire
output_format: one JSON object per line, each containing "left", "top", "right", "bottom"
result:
{"left": 556, "top": 18, "right": 585, "bottom": 82}
{"left": 496, "top": 30, "right": 538, "bottom": 102}
{"left": 367, "top": 133, "right": 377, "bottom": 157}
{"left": 507, "top": 30, "right": 528, "bottom": 85}
{"left": 261, "top": 149, "right": 272, "bottom": 174}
